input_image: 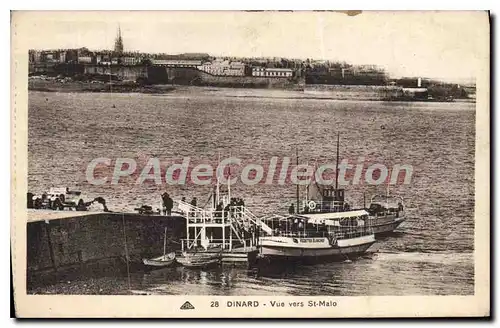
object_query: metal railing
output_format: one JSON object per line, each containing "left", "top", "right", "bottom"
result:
{"left": 180, "top": 238, "right": 255, "bottom": 252}
{"left": 299, "top": 200, "right": 348, "bottom": 213}
{"left": 233, "top": 206, "right": 273, "bottom": 235}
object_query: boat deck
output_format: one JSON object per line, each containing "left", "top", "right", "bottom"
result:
{"left": 221, "top": 247, "right": 259, "bottom": 263}
{"left": 180, "top": 246, "right": 259, "bottom": 263}
{"left": 27, "top": 209, "right": 104, "bottom": 223}
{"left": 26, "top": 209, "right": 175, "bottom": 223}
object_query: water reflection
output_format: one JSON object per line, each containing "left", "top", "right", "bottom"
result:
{"left": 28, "top": 91, "right": 475, "bottom": 296}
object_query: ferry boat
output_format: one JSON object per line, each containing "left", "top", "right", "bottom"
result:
{"left": 258, "top": 210, "right": 376, "bottom": 262}
{"left": 299, "top": 134, "right": 406, "bottom": 236}
{"left": 366, "top": 194, "right": 406, "bottom": 235}
{"left": 301, "top": 186, "right": 406, "bottom": 236}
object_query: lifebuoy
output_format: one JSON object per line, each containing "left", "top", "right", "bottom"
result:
{"left": 308, "top": 200, "right": 317, "bottom": 210}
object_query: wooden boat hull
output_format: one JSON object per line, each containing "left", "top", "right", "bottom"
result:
{"left": 142, "top": 253, "right": 176, "bottom": 269}
{"left": 259, "top": 235, "right": 375, "bottom": 262}
{"left": 176, "top": 252, "right": 222, "bottom": 268}
{"left": 176, "top": 257, "right": 221, "bottom": 268}
{"left": 371, "top": 217, "right": 406, "bottom": 236}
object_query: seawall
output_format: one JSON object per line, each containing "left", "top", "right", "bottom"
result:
{"left": 161, "top": 67, "right": 305, "bottom": 90}
{"left": 304, "top": 84, "right": 404, "bottom": 100}
{"left": 27, "top": 210, "right": 186, "bottom": 288}
{"left": 195, "top": 71, "right": 305, "bottom": 90}
{"left": 84, "top": 65, "right": 149, "bottom": 81}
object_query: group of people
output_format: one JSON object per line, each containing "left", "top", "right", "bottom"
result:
{"left": 27, "top": 191, "right": 109, "bottom": 212}
{"left": 214, "top": 197, "right": 245, "bottom": 219}
{"left": 161, "top": 192, "right": 199, "bottom": 216}
{"left": 160, "top": 192, "right": 174, "bottom": 216}
{"left": 273, "top": 216, "right": 312, "bottom": 236}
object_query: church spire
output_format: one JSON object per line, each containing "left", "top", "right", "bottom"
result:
{"left": 114, "top": 25, "right": 124, "bottom": 54}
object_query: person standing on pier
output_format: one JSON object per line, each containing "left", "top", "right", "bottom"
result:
{"left": 165, "top": 194, "right": 173, "bottom": 216}
{"left": 224, "top": 203, "right": 231, "bottom": 220}
{"left": 215, "top": 202, "right": 223, "bottom": 218}
{"left": 190, "top": 197, "right": 197, "bottom": 217}
{"left": 237, "top": 198, "right": 245, "bottom": 209}
{"left": 161, "top": 192, "right": 173, "bottom": 216}
{"left": 161, "top": 192, "right": 167, "bottom": 215}
{"left": 288, "top": 203, "right": 295, "bottom": 215}
{"left": 94, "top": 196, "right": 110, "bottom": 212}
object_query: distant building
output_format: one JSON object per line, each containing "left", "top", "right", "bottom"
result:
{"left": 197, "top": 60, "right": 246, "bottom": 76}
{"left": 177, "top": 53, "right": 210, "bottom": 60}
{"left": 44, "top": 52, "right": 57, "bottom": 62}
{"left": 151, "top": 59, "right": 202, "bottom": 67}
{"left": 341, "top": 68, "right": 354, "bottom": 78}
{"left": 29, "top": 50, "right": 42, "bottom": 63}
{"left": 252, "top": 67, "right": 293, "bottom": 78}
{"left": 95, "top": 53, "right": 113, "bottom": 65}
{"left": 58, "top": 51, "right": 67, "bottom": 63}
{"left": 77, "top": 56, "right": 92, "bottom": 64}
{"left": 64, "top": 49, "right": 79, "bottom": 63}
{"left": 121, "top": 57, "right": 138, "bottom": 66}
{"left": 402, "top": 88, "right": 428, "bottom": 100}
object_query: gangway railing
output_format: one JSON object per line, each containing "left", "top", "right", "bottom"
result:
{"left": 233, "top": 206, "right": 273, "bottom": 235}
{"left": 175, "top": 200, "right": 252, "bottom": 250}
{"left": 175, "top": 200, "right": 226, "bottom": 224}
{"left": 175, "top": 200, "right": 274, "bottom": 237}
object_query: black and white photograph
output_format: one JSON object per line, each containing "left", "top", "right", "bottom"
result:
{"left": 11, "top": 10, "right": 489, "bottom": 318}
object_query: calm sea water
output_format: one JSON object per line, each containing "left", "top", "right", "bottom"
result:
{"left": 28, "top": 88, "right": 475, "bottom": 295}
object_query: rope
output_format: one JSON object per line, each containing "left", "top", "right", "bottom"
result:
{"left": 122, "top": 214, "right": 131, "bottom": 290}
{"left": 202, "top": 191, "right": 212, "bottom": 208}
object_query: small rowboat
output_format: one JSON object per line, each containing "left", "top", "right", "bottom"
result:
{"left": 176, "top": 252, "right": 221, "bottom": 268}
{"left": 142, "top": 252, "right": 176, "bottom": 268}
{"left": 142, "top": 227, "right": 176, "bottom": 270}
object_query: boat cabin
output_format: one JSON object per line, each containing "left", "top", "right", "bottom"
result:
{"left": 368, "top": 195, "right": 405, "bottom": 218}
{"left": 262, "top": 209, "right": 372, "bottom": 240}
{"left": 300, "top": 187, "right": 349, "bottom": 214}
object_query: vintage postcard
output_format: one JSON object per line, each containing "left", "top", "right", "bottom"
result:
{"left": 11, "top": 11, "right": 490, "bottom": 318}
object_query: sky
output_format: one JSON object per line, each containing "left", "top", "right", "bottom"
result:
{"left": 15, "top": 11, "right": 488, "bottom": 82}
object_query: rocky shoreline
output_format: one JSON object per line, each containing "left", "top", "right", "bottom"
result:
{"left": 28, "top": 78, "right": 475, "bottom": 103}
{"left": 28, "top": 79, "right": 176, "bottom": 94}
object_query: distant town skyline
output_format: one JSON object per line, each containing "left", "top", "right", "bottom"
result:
{"left": 18, "top": 11, "right": 486, "bottom": 83}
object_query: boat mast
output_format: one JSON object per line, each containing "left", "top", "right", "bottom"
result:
{"left": 386, "top": 167, "right": 390, "bottom": 198}
{"left": 296, "top": 147, "right": 299, "bottom": 214}
{"left": 305, "top": 161, "right": 309, "bottom": 205}
{"left": 163, "top": 226, "right": 167, "bottom": 257}
{"left": 216, "top": 152, "right": 221, "bottom": 206}
{"left": 335, "top": 133, "right": 340, "bottom": 190}
{"left": 227, "top": 152, "right": 231, "bottom": 203}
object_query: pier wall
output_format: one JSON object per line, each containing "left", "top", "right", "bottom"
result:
{"left": 304, "top": 84, "right": 404, "bottom": 100}
{"left": 84, "top": 65, "right": 149, "bottom": 81}
{"left": 159, "top": 67, "right": 305, "bottom": 89}
{"left": 27, "top": 212, "right": 186, "bottom": 275}
{"left": 196, "top": 71, "right": 305, "bottom": 90}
